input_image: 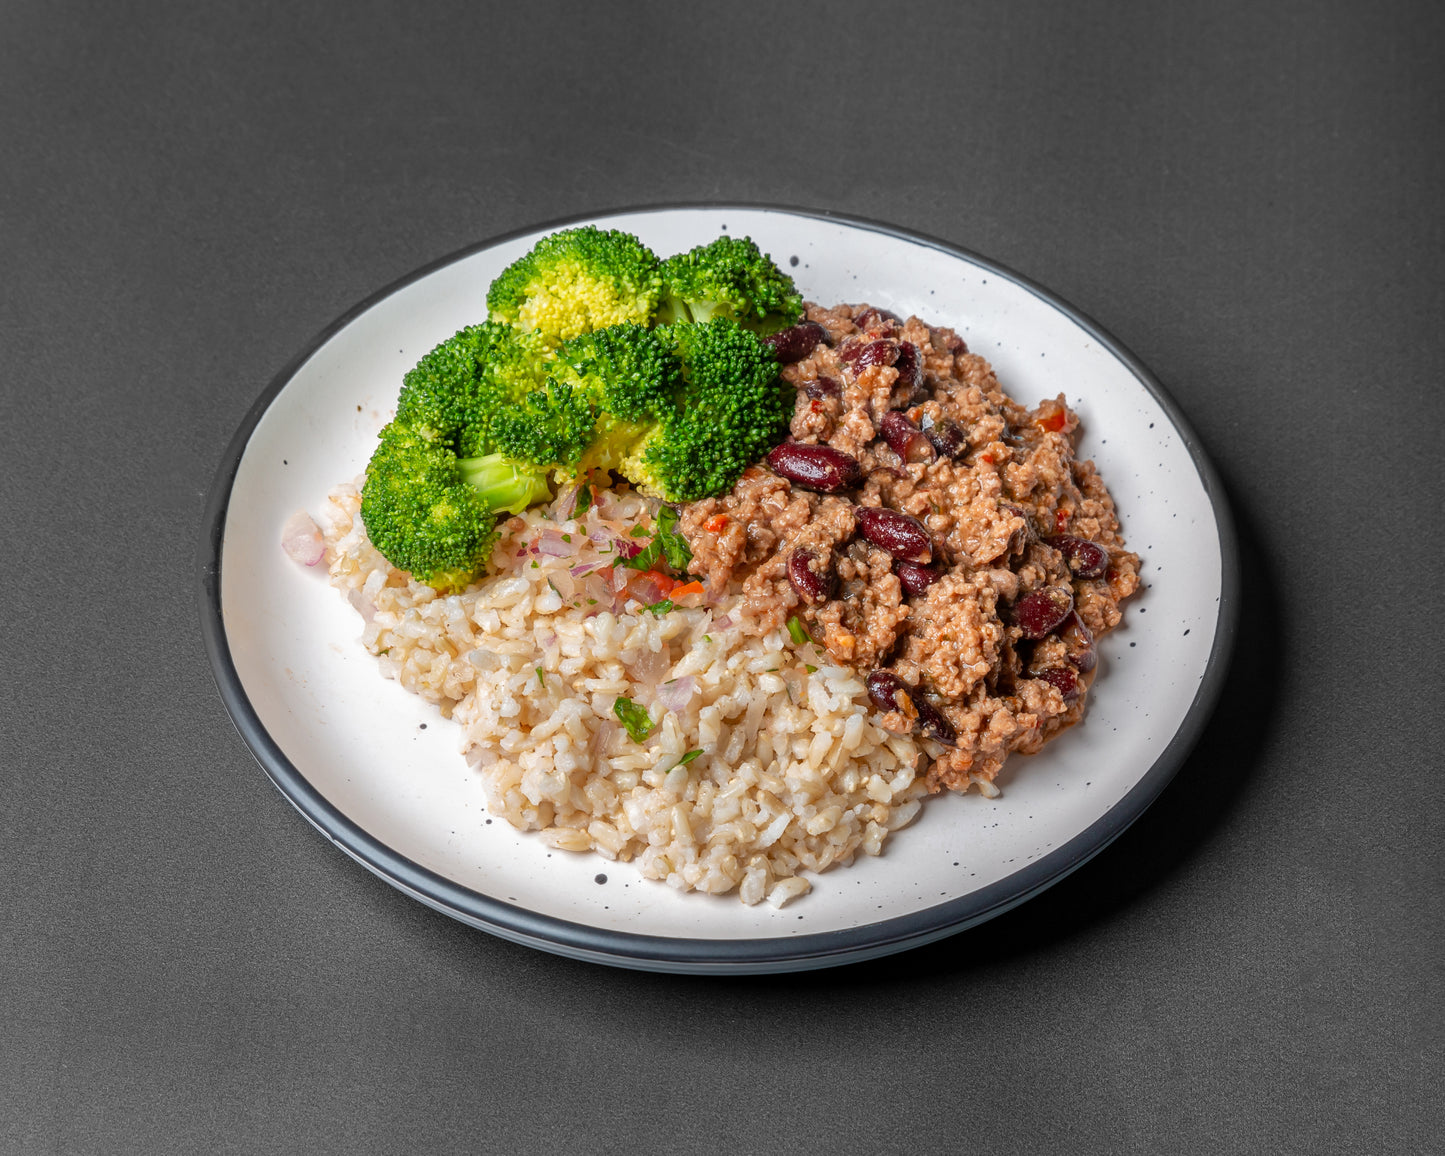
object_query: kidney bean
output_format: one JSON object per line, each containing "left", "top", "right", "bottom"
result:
{"left": 1035, "top": 666, "right": 1081, "bottom": 703}
{"left": 914, "top": 696, "right": 958, "bottom": 745}
{"left": 894, "top": 559, "right": 941, "bottom": 596}
{"left": 865, "top": 671, "right": 956, "bottom": 745}
{"left": 767, "top": 442, "right": 861, "bottom": 492}
{"left": 804, "top": 375, "right": 841, "bottom": 400}
{"left": 893, "top": 341, "right": 923, "bottom": 393}
{"left": 866, "top": 670, "right": 911, "bottom": 714}
{"left": 879, "top": 410, "right": 935, "bottom": 463}
{"left": 840, "top": 338, "right": 899, "bottom": 373}
{"left": 855, "top": 506, "right": 933, "bottom": 562}
{"left": 852, "top": 306, "right": 898, "bottom": 331}
{"left": 1048, "top": 534, "right": 1109, "bottom": 579}
{"left": 1012, "top": 587, "right": 1074, "bottom": 639}
{"left": 1059, "top": 610, "right": 1097, "bottom": 673}
{"left": 763, "top": 321, "right": 828, "bottom": 365}
{"left": 787, "top": 548, "right": 833, "bottom": 604}
{"left": 920, "top": 416, "right": 966, "bottom": 459}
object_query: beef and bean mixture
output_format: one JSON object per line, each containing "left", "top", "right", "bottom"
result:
{"left": 678, "top": 303, "right": 1141, "bottom": 793}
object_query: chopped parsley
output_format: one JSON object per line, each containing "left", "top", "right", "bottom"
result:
{"left": 573, "top": 485, "right": 592, "bottom": 517}
{"left": 616, "top": 506, "right": 692, "bottom": 574}
{"left": 674, "top": 750, "right": 703, "bottom": 768}
{"left": 805, "top": 664, "right": 818, "bottom": 673}
{"left": 536, "top": 667, "right": 546, "bottom": 687}
{"left": 613, "top": 696, "right": 655, "bottom": 743}
{"left": 642, "top": 598, "right": 674, "bottom": 618}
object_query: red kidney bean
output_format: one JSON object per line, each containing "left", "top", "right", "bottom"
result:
{"left": 1012, "top": 587, "right": 1074, "bottom": 639}
{"left": 787, "top": 548, "right": 833, "bottom": 603}
{"left": 893, "top": 341, "right": 923, "bottom": 393}
{"left": 1059, "top": 611, "right": 1096, "bottom": 673}
{"left": 894, "top": 559, "right": 941, "bottom": 596}
{"left": 865, "top": 672, "right": 956, "bottom": 744}
{"left": 866, "top": 670, "right": 911, "bottom": 714}
{"left": 879, "top": 410, "right": 935, "bottom": 463}
{"left": 767, "top": 442, "right": 861, "bottom": 492}
{"left": 920, "top": 416, "right": 966, "bottom": 459}
{"left": 804, "top": 374, "right": 841, "bottom": 400}
{"left": 1035, "top": 666, "right": 1081, "bottom": 702}
{"left": 852, "top": 306, "right": 899, "bottom": 331}
{"left": 840, "top": 338, "right": 899, "bottom": 373}
{"left": 1048, "top": 534, "right": 1109, "bottom": 579}
{"left": 914, "top": 696, "right": 957, "bottom": 745}
{"left": 854, "top": 506, "right": 933, "bottom": 562}
{"left": 763, "top": 321, "right": 828, "bottom": 365}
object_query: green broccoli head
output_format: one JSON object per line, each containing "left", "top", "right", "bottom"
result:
{"left": 396, "top": 323, "right": 550, "bottom": 458}
{"left": 487, "top": 380, "right": 600, "bottom": 469}
{"left": 656, "top": 236, "right": 804, "bottom": 333}
{"left": 624, "top": 319, "right": 793, "bottom": 502}
{"left": 550, "top": 322, "right": 682, "bottom": 423}
{"left": 486, "top": 226, "right": 663, "bottom": 346}
{"left": 360, "top": 422, "right": 504, "bottom": 594}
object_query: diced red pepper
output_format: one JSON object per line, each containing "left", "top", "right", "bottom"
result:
{"left": 1054, "top": 507, "right": 1070, "bottom": 533}
{"left": 704, "top": 515, "right": 730, "bottom": 534}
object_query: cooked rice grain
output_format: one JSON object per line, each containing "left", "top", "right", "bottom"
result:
{"left": 323, "top": 481, "right": 927, "bottom": 905}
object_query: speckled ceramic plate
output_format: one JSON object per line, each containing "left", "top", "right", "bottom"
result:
{"left": 199, "top": 205, "right": 1237, "bottom": 974}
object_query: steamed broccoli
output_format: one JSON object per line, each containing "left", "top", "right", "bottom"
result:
{"left": 360, "top": 326, "right": 555, "bottom": 593}
{"left": 617, "top": 319, "right": 793, "bottom": 502}
{"left": 488, "top": 380, "right": 600, "bottom": 469}
{"left": 486, "top": 226, "right": 663, "bottom": 347}
{"left": 395, "top": 322, "right": 549, "bottom": 458}
{"left": 655, "top": 235, "right": 803, "bottom": 333}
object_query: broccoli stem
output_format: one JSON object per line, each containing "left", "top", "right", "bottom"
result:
{"left": 457, "top": 453, "right": 553, "bottom": 515}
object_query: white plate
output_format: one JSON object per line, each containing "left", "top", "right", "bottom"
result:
{"left": 200, "top": 205, "right": 1237, "bottom": 973}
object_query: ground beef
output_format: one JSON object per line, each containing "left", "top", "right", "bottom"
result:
{"left": 680, "top": 302, "right": 1141, "bottom": 794}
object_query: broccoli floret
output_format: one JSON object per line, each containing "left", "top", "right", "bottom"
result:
{"left": 656, "top": 236, "right": 804, "bottom": 333}
{"left": 359, "top": 422, "right": 501, "bottom": 593}
{"left": 486, "top": 226, "right": 663, "bottom": 347}
{"left": 550, "top": 322, "right": 682, "bottom": 422}
{"left": 396, "top": 323, "right": 550, "bottom": 458}
{"left": 488, "top": 381, "right": 600, "bottom": 469}
{"left": 621, "top": 319, "right": 793, "bottom": 502}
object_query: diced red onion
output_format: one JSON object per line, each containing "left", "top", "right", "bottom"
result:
{"left": 552, "top": 484, "right": 580, "bottom": 521}
{"left": 282, "top": 510, "right": 325, "bottom": 566}
{"left": 535, "top": 529, "right": 576, "bottom": 557}
{"left": 656, "top": 676, "right": 696, "bottom": 712}
{"left": 712, "top": 613, "right": 734, "bottom": 631}
{"left": 346, "top": 589, "right": 376, "bottom": 623}
{"left": 570, "top": 560, "right": 608, "bottom": 577}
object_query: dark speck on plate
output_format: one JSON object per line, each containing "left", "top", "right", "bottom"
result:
{"left": 594, "top": 873, "right": 607, "bottom": 885}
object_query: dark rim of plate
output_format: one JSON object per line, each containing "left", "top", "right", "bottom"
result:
{"left": 197, "top": 203, "right": 1240, "bottom": 975}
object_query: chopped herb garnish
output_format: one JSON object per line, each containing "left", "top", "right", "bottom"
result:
{"left": 642, "top": 598, "right": 674, "bottom": 618}
{"left": 547, "top": 578, "right": 563, "bottom": 597}
{"left": 530, "top": 560, "right": 539, "bottom": 569}
{"left": 674, "top": 749, "right": 703, "bottom": 768}
{"left": 616, "top": 506, "right": 693, "bottom": 574}
{"left": 561, "top": 533, "right": 572, "bottom": 543}
{"left": 703, "top": 634, "right": 712, "bottom": 643}
{"left": 786, "top": 615, "right": 814, "bottom": 646}
{"left": 586, "top": 598, "right": 598, "bottom": 605}
{"left": 573, "top": 485, "right": 592, "bottom": 517}
{"left": 536, "top": 667, "right": 546, "bottom": 687}
{"left": 613, "top": 696, "right": 655, "bottom": 743}
{"left": 805, "top": 664, "right": 818, "bottom": 673}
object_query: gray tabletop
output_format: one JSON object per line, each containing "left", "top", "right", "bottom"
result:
{"left": 3, "top": 1, "right": 1440, "bottom": 1152}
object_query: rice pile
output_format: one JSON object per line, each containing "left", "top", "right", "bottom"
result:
{"left": 322, "top": 480, "right": 927, "bottom": 906}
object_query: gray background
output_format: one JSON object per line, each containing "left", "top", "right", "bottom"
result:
{"left": 2, "top": 0, "right": 1440, "bottom": 1152}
